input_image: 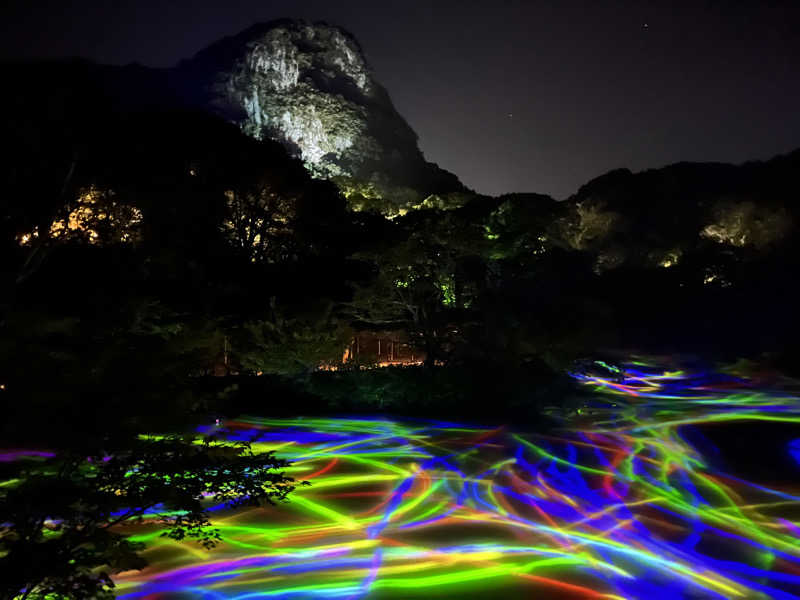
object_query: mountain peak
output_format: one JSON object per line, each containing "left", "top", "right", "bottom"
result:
{"left": 180, "top": 20, "right": 464, "bottom": 210}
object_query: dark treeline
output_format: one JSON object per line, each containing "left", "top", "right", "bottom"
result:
{"left": 3, "top": 59, "right": 800, "bottom": 430}
{"left": 3, "top": 60, "right": 800, "bottom": 432}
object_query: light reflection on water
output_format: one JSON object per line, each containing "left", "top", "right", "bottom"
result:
{"left": 116, "top": 361, "right": 800, "bottom": 599}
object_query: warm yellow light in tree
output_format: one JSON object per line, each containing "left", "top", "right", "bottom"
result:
{"left": 17, "top": 229, "right": 39, "bottom": 246}
{"left": 18, "top": 187, "right": 142, "bottom": 247}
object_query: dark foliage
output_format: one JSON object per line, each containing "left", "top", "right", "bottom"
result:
{"left": 0, "top": 436, "right": 300, "bottom": 600}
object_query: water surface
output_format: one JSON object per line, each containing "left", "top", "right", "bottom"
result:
{"left": 117, "top": 361, "right": 800, "bottom": 599}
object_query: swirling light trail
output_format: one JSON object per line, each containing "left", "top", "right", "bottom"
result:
{"left": 114, "top": 361, "right": 800, "bottom": 599}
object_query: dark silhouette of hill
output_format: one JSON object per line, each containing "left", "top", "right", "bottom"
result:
{"left": 1, "top": 25, "right": 799, "bottom": 368}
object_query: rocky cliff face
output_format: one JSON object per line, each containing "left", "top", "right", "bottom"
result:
{"left": 179, "top": 20, "right": 464, "bottom": 210}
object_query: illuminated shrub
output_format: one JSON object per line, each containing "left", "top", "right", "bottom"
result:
{"left": 655, "top": 249, "right": 682, "bottom": 268}
{"left": 701, "top": 200, "right": 791, "bottom": 249}
{"left": 559, "top": 200, "right": 619, "bottom": 251}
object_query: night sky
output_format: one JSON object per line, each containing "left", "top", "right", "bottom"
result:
{"left": 2, "top": 0, "right": 799, "bottom": 198}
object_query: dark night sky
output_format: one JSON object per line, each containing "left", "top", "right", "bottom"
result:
{"left": 2, "top": 1, "right": 799, "bottom": 198}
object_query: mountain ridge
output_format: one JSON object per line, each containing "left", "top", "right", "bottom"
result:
{"left": 175, "top": 19, "right": 466, "bottom": 210}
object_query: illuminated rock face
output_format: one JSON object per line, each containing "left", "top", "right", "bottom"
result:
{"left": 183, "top": 21, "right": 461, "bottom": 205}
{"left": 215, "top": 24, "right": 379, "bottom": 176}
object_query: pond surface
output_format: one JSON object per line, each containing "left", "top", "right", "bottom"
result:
{"left": 116, "top": 361, "right": 800, "bottom": 599}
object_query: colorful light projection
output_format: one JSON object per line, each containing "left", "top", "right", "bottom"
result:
{"left": 789, "top": 439, "right": 800, "bottom": 467}
{"left": 115, "top": 363, "right": 800, "bottom": 599}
